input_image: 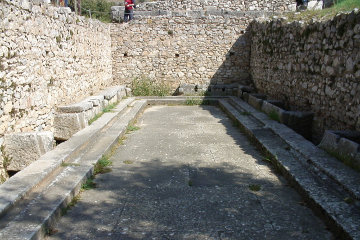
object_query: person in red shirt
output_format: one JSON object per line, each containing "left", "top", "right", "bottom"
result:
{"left": 124, "top": 0, "right": 136, "bottom": 22}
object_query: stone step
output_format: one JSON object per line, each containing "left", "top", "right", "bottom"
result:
{"left": 0, "top": 97, "right": 135, "bottom": 219}
{"left": 219, "top": 97, "right": 360, "bottom": 239}
{"left": 227, "top": 96, "right": 360, "bottom": 201}
{"left": 0, "top": 99, "right": 147, "bottom": 240}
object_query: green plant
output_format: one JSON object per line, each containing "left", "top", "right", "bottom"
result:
{"left": 123, "top": 160, "right": 133, "bottom": 164}
{"left": 268, "top": 110, "right": 280, "bottom": 122}
{"left": 185, "top": 98, "right": 210, "bottom": 105}
{"left": 88, "top": 112, "right": 103, "bottom": 125}
{"left": 61, "top": 162, "right": 80, "bottom": 167}
{"left": 88, "top": 102, "right": 118, "bottom": 125}
{"left": 188, "top": 180, "right": 193, "bottom": 186}
{"left": 82, "top": 177, "right": 96, "bottom": 190}
{"left": 77, "top": 0, "right": 115, "bottom": 23}
{"left": 167, "top": 30, "right": 174, "bottom": 35}
{"left": 126, "top": 125, "right": 140, "bottom": 133}
{"left": 249, "top": 184, "right": 261, "bottom": 191}
{"left": 240, "top": 111, "right": 251, "bottom": 116}
{"left": 344, "top": 197, "right": 354, "bottom": 204}
{"left": 131, "top": 76, "right": 171, "bottom": 96}
{"left": 61, "top": 195, "right": 81, "bottom": 216}
{"left": 262, "top": 156, "right": 272, "bottom": 163}
{"left": 93, "top": 155, "right": 112, "bottom": 175}
{"left": 103, "top": 102, "right": 118, "bottom": 112}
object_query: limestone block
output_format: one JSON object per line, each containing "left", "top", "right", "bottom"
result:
{"left": 318, "top": 130, "right": 340, "bottom": 151}
{"left": 117, "top": 86, "right": 127, "bottom": 100}
{"left": 57, "top": 101, "right": 93, "bottom": 113}
{"left": 308, "top": 1, "right": 323, "bottom": 10}
{"left": 125, "top": 88, "right": 132, "bottom": 96}
{"left": 3, "top": 132, "right": 54, "bottom": 171}
{"left": 288, "top": 3, "right": 297, "bottom": 11}
{"left": 248, "top": 95, "right": 264, "bottom": 110}
{"left": 261, "top": 101, "right": 288, "bottom": 123}
{"left": 85, "top": 108, "right": 96, "bottom": 122}
{"left": 338, "top": 138, "right": 359, "bottom": 158}
{"left": 54, "top": 112, "right": 87, "bottom": 141}
{"left": 100, "top": 86, "right": 123, "bottom": 100}
{"left": 86, "top": 95, "right": 105, "bottom": 108}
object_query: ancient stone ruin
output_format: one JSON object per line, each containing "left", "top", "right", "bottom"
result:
{"left": 0, "top": 0, "right": 360, "bottom": 238}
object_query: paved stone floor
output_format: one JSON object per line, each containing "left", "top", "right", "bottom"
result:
{"left": 48, "top": 105, "right": 333, "bottom": 240}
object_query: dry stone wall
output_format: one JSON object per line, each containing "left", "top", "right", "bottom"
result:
{"left": 0, "top": 0, "right": 112, "bottom": 137}
{"left": 111, "top": 0, "right": 296, "bottom": 89}
{"left": 111, "top": 15, "right": 255, "bottom": 89}
{"left": 0, "top": 0, "right": 112, "bottom": 181}
{"left": 249, "top": 11, "right": 360, "bottom": 141}
{"left": 136, "top": 0, "right": 296, "bottom": 12}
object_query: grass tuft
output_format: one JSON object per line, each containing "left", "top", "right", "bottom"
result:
{"left": 240, "top": 111, "right": 251, "bottom": 116}
{"left": 185, "top": 98, "right": 210, "bottom": 105}
{"left": 123, "top": 160, "right": 134, "bottom": 164}
{"left": 131, "top": 76, "right": 171, "bottom": 96}
{"left": 93, "top": 155, "right": 112, "bottom": 175}
{"left": 82, "top": 177, "right": 96, "bottom": 190}
{"left": 188, "top": 180, "right": 194, "bottom": 186}
{"left": 61, "top": 195, "right": 81, "bottom": 216}
{"left": 61, "top": 162, "right": 80, "bottom": 167}
{"left": 268, "top": 110, "right": 281, "bottom": 122}
{"left": 249, "top": 184, "right": 261, "bottom": 191}
{"left": 126, "top": 125, "right": 140, "bottom": 133}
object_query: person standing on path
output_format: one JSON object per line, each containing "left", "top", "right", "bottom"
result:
{"left": 124, "top": 0, "right": 136, "bottom": 22}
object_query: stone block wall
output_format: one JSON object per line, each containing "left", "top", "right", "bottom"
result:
{"left": 0, "top": 0, "right": 112, "bottom": 137}
{"left": 111, "top": 15, "right": 254, "bottom": 89}
{"left": 249, "top": 11, "right": 360, "bottom": 141}
{"left": 136, "top": 0, "right": 296, "bottom": 12}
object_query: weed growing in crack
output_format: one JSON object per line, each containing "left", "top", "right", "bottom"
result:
{"left": 126, "top": 125, "right": 140, "bottom": 133}
{"left": 249, "top": 184, "right": 261, "bottom": 191}
{"left": 188, "top": 180, "right": 194, "bottom": 186}
{"left": 123, "top": 160, "right": 134, "bottom": 164}
{"left": 82, "top": 177, "right": 96, "bottom": 190}
{"left": 240, "top": 111, "right": 251, "bottom": 116}
{"left": 93, "top": 155, "right": 112, "bottom": 175}
{"left": 61, "top": 162, "right": 80, "bottom": 167}
{"left": 61, "top": 195, "right": 81, "bottom": 216}
{"left": 268, "top": 110, "right": 280, "bottom": 122}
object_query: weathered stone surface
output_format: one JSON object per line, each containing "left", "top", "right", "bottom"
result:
{"left": 319, "top": 130, "right": 360, "bottom": 168}
{"left": 338, "top": 137, "right": 359, "bottom": 157}
{"left": 319, "top": 131, "right": 341, "bottom": 151}
{"left": 250, "top": 11, "right": 360, "bottom": 139}
{"left": 57, "top": 102, "right": 93, "bottom": 113}
{"left": 0, "top": 138, "right": 8, "bottom": 183}
{"left": 248, "top": 94, "right": 264, "bottom": 110}
{"left": 0, "top": 0, "right": 112, "bottom": 138}
{"left": 308, "top": 1, "right": 323, "bottom": 10}
{"left": 85, "top": 95, "right": 105, "bottom": 108}
{"left": 3, "top": 132, "right": 54, "bottom": 171}
{"left": 111, "top": 16, "right": 253, "bottom": 89}
{"left": 54, "top": 113, "right": 87, "bottom": 141}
